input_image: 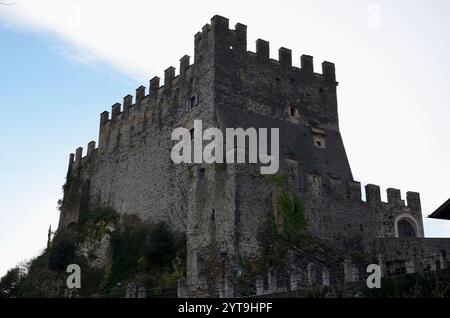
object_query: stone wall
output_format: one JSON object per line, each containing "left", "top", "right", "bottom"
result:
{"left": 374, "top": 238, "right": 450, "bottom": 275}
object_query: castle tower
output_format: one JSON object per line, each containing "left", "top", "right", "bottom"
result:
{"left": 57, "top": 16, "right": 436, "bottom": 297}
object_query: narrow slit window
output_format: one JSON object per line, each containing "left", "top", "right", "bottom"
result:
{"left": 190, "top": 94, "right": 198, "bottom": 108}
{"left": 175, "top": 88, "right": 180, "bottom": 105}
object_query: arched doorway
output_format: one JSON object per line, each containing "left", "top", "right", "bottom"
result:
{"left": 397, "top": 219, "right": 417, "bottom": 238}
{"left": 394, "top": 213, "right": 421, "bottom": 238}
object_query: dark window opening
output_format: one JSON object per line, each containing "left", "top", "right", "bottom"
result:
{"left": 398, "top": 219, "right": 417, "bottom": 238}
{"left": 312, "top": 133, "right": 326, "bottom": 149}
{"left": 189, "top": 128, "right": 194, "bottom": 141}
{"left": 190, "top": 94, "right": 198, "bottom": 108}
{"left": 175, "top": 88, "right": 180, "bottom": 105}
{"left": 197, "top": 256, "right": 207, "bottom": 280}
{"left": 436, "top": 260, "right": 441, "bottom": 270}
{"left": 319, "top": 87, "right": 324, "bottom": 93}
{"left": 199, "top": 167, "right": 206, "bottom": 179}
{"left": 387, "top": 260, "right": 407, "bottom": 276}
{"left": 360, "top": 224, "right": 363, "bottom": 232}
{"left": 290, "top": 106, "right": 297, "bottom": 117}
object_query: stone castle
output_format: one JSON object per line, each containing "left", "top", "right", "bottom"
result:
{"left": 58, "top": 15, "right": 450, "bottom": 297}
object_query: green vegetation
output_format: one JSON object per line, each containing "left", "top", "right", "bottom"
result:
{"left": 239, "top": 173, "right": 342, "bottom": 286}
{"left": 252, "top": 173, "right": 308, "bottom": 273}
{"left": 0, "top": 230, "right": 93, "bottom": 297}
{"left": 0, "top": 209, "right": 186, "bottom": 298}
{"left": 261, "top": 173, "right": 307, "bottom": 238}
{"left": 261, "top": 173, "right": 285, "bottom": 187}
{"left": 47, "top": 232, "right": 76, "bottom": 271}
{"left": 285, "top": 148, "right": 297, "bottom": 160}
{"left": 102, "top": 216, "right": 186, "bottom": 295}
{"left": 77, "top": 208, "right": 118, "bottom": 243}
{"left": 0, "top": 267, "right": 25, "bottom": 298}
{"left": 277, "top": 189, "right": 306, "bottom": 235}
{"left": 236, "top": 174, "right": 310, "bottom": 289}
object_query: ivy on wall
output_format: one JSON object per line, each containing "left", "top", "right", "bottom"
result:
{"left": 239, "top": 174, "right": 310, "bottom": 277}
{"left": 237, "top": 173, "right": 346, "bottom": 291}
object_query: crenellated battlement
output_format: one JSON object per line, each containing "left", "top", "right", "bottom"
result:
{"left": 70, "top": 140, "right": 98, "bottom": 169}
{"left": 70, "top": 53, "right": 196, "bottom": 173}
{"left": 70, "top": 15, "right": 342, "bottom": 171}
{"left": 96, "top": 53, "right": 194, "bottom": 121}
{"left": 192, "top": 15, "right": 336, "bottom": 83}
{"left": 95, "top": 64, "right": 193, "bottom": 130}
{"left": 303, "top": 173, "right": 421, "bottom": 212}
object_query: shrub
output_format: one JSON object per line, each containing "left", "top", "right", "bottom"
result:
{"left": 47, "top": 233, "right": 76, "bottom": 271}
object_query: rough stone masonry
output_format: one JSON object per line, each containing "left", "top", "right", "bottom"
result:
{"left": 58, "top": 15, "right": 450, "bottom": 297}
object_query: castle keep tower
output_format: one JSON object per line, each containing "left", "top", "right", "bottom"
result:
{"left": 58, "top": 16, "right": 449, "bottom": 297}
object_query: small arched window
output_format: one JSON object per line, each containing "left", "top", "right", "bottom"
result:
{"left": 288, "top": 105, "right": 301, "bottom": 123}
{"left": 289, "top": 106, "right": 297, "bottom": 117}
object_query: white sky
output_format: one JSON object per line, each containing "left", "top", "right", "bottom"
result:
{"left": 0, "top": 0, "right": 449, "bottom": 277}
